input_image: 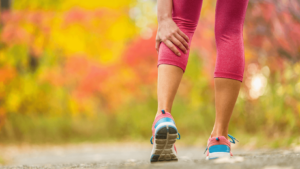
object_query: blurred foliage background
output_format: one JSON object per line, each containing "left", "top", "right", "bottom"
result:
{"left": 0, "top": 0, "right": 299, "bottom": 148}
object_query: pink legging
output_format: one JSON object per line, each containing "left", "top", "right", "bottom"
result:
{"left": 157, "top": 0, "right": 249, "bottom": 82}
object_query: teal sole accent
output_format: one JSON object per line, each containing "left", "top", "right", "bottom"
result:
{"left": 208, "top": 157, "right": 219, "bottom": 160}
{"left": 150, "top": 155, "right": 160, "bottom": 162}
{"left": 154, "top": 118, "right": 175, "bottom": 128}
{"left": 209, "top": 145, "right": 230, "bottom": 153}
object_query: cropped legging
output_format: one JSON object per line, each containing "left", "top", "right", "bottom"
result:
{"left": 157, "top": 0, "right": 249, "bottom": 82}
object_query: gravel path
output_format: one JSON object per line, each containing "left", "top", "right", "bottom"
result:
{"left": 0, "top": 143, "right": 299, "bottom": 169}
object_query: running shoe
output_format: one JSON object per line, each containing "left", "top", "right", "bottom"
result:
{"left": 150, "top": 110, "right": 180, "bottom": 162}
{"left": 204, "top": 134, "right": 238, "bottom": 160}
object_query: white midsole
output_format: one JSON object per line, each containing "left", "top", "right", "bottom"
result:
{"left": 154, "top": 122, "right": 176, "bottom": 134}
{"left": 206, "top": 152, "right": 231, "bottom": 160}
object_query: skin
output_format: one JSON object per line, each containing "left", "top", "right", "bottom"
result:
{"left": 155, "top": 0, "right": 241, "bottom": 139}
{"left": 211, "top": 78, "right": 241, "bottom": 138}
{"left": 156, "top": 64, "right": 183, "bottom": 117}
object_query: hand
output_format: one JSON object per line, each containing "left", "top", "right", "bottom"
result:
{"left": 155, "top": 18, "right": 190, "bottom": 56}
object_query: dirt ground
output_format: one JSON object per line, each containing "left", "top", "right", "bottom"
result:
{"left": 0, "top": 143, "right": 299, "bottom": 169}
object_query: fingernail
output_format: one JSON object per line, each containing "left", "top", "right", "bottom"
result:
{"left": 178, "top": 53, "right": 181, "bottom": 56}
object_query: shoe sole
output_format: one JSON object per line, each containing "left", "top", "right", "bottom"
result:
{"left": 150, "top": 123, "right": 178, "bottom": 162}
{"left": 206, "top": 152, "right": 231, "bottom": 160}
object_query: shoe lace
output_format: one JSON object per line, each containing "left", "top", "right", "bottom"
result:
{"left": 150, "top": 133, "right": 181, "bottom": 145}
{"left": 203, "top": 134, "right": 239, "bottom": 154}
{"left": 228, "top": 134, "right": 239, "bottom": 144}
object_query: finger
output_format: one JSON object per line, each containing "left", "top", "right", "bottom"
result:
{"left": 174, "top": 32, "right": 189, "bottom": 51}
{"left": 155, "top": 40, "right": 161, "bottom": 54}
{"left": 164, "top": 39, "right": 181, "bottom": 56}
{"left": 177, "top": 30, "right": 189, "bottom": 43}
{"left": 169, "top": 35, "right": 187, "bottom": 54}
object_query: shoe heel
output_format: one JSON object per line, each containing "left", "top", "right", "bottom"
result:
{"left": 150, "top": 124, "right": 178, "bottom": 162}
{"left": 206, "top": 145, "right": 231, "bottom": 160}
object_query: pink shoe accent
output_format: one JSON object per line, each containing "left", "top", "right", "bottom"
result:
{"left": 174, "top": 144, "right": 177, "bottom": 154}
{"left": 207, "top": 136, "right": 231, "bottom": 147}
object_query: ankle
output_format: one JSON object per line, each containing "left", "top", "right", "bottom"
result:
{"left": 211, "top": 129, "right": 228, "bottom": 139}
{"left": 155, "top": 111, "right": 161, "bottom": 117}
{"left": 156, "top": 109, "right": 170, "bottom": 117}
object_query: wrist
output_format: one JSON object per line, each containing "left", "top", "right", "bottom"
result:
{"left": 158, "top": 14, "right": 172, "bottom": 23}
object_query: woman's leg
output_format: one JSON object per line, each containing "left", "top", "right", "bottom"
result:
{"left": 212, "top": 0, "right": 249, "bottom": 138}
{"left": 156, "top": 65, "right": 183, "bottom": 116}
{"left": 151, "top": 1, "right": 203, "bottom": 162}
{"left": 211, "top": 78, "right": 241, "bottom": 137}
{"left": 156, "top": 0, "right": 203, "bottom": 116}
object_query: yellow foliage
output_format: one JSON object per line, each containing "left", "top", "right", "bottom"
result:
{"left": 52, "top": 25, "right": 88, "bottom": 55}
{"left": 61, "top": 0, "right": 132, "bottom": 10}
{"left": 6, "top": 92, "right": 21, "bottom": 113}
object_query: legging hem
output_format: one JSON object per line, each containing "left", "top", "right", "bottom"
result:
{"left": 157, "top": 60, "right": 186, "bottom": 72}
{"left": 214, "top": 72, "right": 243, "bottom": 82}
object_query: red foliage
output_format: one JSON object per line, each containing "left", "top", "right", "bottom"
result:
{"left": 65, "top": 8, "right": 92, "bottom": 24}
{"left": 0, "top": 66, "right": 16, "bottom": 83}
{"left": 122, "top": 30, "right": 158, "bottom": 85}
{"left": 64, "top": 56, "right": 110, "bottom": 98}
{"left": 245, "top": 1, "right": 300, "bottom": 62}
